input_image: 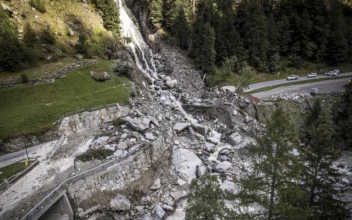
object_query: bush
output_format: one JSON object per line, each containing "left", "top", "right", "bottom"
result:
{"left": 41, "top": 29, "right": 56, "bottom": 44}
{"left": 30, "top": 0, "right": 47, "bottom": 13}
{"left": 23, "top": 23, "right": 37, "bottom": 48}
{"left": 20, "top": 73, "right": 29, "bottom": 83}
{"left": 76, "top": 149, "right": 113, "bottom": 162}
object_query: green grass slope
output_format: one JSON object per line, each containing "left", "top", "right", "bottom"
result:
{"left": 0, "top": 60, "right": 131, "bottom": 139}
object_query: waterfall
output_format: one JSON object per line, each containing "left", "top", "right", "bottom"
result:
{"left": 116, "top": 0, "right": 158, "bottom": 80}
{"left": 116, "top": 0, "right": 198, "bottom": 124}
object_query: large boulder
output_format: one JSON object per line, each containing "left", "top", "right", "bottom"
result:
{"left": 152, "top": 205, "right": 166, "bottom": 220}
{"left": 125, "top": 117, "right": 151, "bottom": 131}
{"left": 141, "top": 214, "right": 153, "bottom": 220}
{"left": 110, "top": 194, "right": 131, "bottom": 211}
{"left": 227, "top": 132, "right": 242, "bottom": 146}
{"left": 172, "top": 147, "right": 202, "bottom": 184}
{"left": 90, "top": 71, "right": 110, "bottom": 82}
{"left": 221, "top": 86, "right": 236, "bottom": 93}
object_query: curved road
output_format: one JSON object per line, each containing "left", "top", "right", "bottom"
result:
{"left": 252, "top": 78, "right": 349, "bottom": 99}
{"left": 245, "top": 72, "right": 352, "bottom": 92}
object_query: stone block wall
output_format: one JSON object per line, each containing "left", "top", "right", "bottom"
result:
{"left": 66, "top": 136, "right": 167, "bottom": 206}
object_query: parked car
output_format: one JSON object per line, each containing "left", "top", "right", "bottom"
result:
{"left": 333, "top": 69, "right": 340, "bottom": 74}
{"left": 287, "top": 75, "right": 299, "bottom": 80}
{"left": 307, "top": 73, "right": 317, "bottom": 78}
{"left": 325, "top": 71, "right": 337, "bottom": 76}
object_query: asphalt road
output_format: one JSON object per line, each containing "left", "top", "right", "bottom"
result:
{"left": 245, "top": 72, "right": 352, "bottom": 92}
{"left": 252, "top": 78, "right": 349, "bottom": 99}
{"left": 0, "top": 140, "right": 57, "bottom": 168}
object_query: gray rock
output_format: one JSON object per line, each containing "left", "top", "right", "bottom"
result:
{"left": 193, "top": 124, "right": 208, "bottom": 136}
{"left": 196, "top": 165, "right": 207, "bottom": 177}
{"left": 150, "top": 178, "right": 161, "bottom": 190}
{"left": 162, "top": 204, "right": 174, "bottom": 211}
{"left": 68, "top": 28, "right": 74, "bottom": 36}
{"left": 110, "top": 194, "right": 131, "bottom": 211}
{"left": 228, "top": 132, "right": 242, "bottom": 146}
{"left": 141, "top": 214, "right": 153, "bottom": 220}
{"left": 238, "top": 99, "right": 248, "bottom": 108}
{"left": 218, "top": 155, "right": 230, "bottom": 162}
{"left": 204, "top": 142, "right": 215, "bottom": 153}
{"left": 125, "top": 117, "right": 151, "bottom": 131}
{"left": 90, "top": 71, "right": 110, "bottom": 81}
{"left": 117, "top": 142, "right": 128, "bottom": 150}
{"left": 232, "top": 109, "right": 238, "bottom": 116}
{"left": 215, "top": 161, "right": 232, "bottom": 173}
{"left": 145, "top": 133, "right": 155, "bottom": 140}
{"left": 95, "top": 136, "right": 109, "bottom": 145}
{"left": 104, "top": 144, "right": 115, "bottom": 151}
{"left": 174, "top": 122, "right": 191, "bottom": 133}
{"left": 245, "top": 115, "right": 254, "bottom": 123}
{"left": 172, "top": 147, "right": 202, "bottom": 184}
{"left": 120, "top": 133, "right": 128, "bottom": 139}
{"left": 207, "top": 137, "right": 219, "bottom": 144}
{"left": 152, "top": 205, "right": 166, "bottom": 220}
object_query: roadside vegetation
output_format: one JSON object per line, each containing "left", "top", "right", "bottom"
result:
{"left": 0, "top": 61, "right": 131, "bottom": 139}
{"left": 0, "top": 161, "right": 28, "bottom": 184}
{"left": 76, "top": 149, "right": 114, "bottom": 162}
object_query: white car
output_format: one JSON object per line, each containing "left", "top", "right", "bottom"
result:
{"left": 307, "top": 73, "right": 317, "bottom": 78}
{"left": 325, "top": 71, "right": 337, "bottom": 76}
{"left": 287, "top": 75, "right": 299, "bottom": 80}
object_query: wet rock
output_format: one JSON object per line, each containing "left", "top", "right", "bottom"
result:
{"left": 215, "top": 161, "right": 232, "bottom": 173}
{"left": 152, "top": 205, "right": 166, "bottom": 220}
{"left": 110, "top": 194, "right": 131, "bottom": 211}
{"left": 125, "top": 117, "right": 151, "bottom": 131}
{"left": 174, "top": 122, "right": 191, "bottom": 133}
{"left": 228, "top": 132, "right": 242, "bottom": 146}
{"left": 150, "top": 178, "right": 161, "bottom": 190}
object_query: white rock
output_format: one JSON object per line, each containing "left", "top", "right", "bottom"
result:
{"left": 120, "top": 133, "right": 128, "bottom": 139}
{"left": 150, "top": 178, "right": 161, "bottom": 190}
{"left": 145, "top": 133, "right": 155, "bottom": 140}
{"left": 232, "top": 109, "right": 238, "bottom": 116}
{"left": 104, "top": 145, "right": 115, "bottom": 151}
{"left": 94, "top": 136, "right": 109, "bottom": 145}
{"left": 221, "top": 86, "right": 236, "bottom": 93}
{"left": 174, "top": 122, "right": 191, "bottom": 133}
{"left": 125, "top": 116, "right": 151, "bottom": 131}
{"left": 117, "top": 142, "right": 128, "bottom": 150}
{"left": 204, "top": 142, "right": 215, "bottom": 153}
{"left": 110, "top": 194, "right": 131, "bottom": 211}
{"left": 172, "top": 147, "right": 202, "bottom": 184}
{"left": 216, "top": 161, "right": 232, "bottom": 173}
{"left": 141, "top": 214, "right": 153, "bottom": 220}
{"left": 245, "top": 115, "right": 254, "bottom": 123}
{"left": 166, "top": 79, "right": 178, "bottom": 88}
{"left": 221, "top": 180, "right": 237, "bottom": 194}
{"left": 207, "top": 137, "right": 219, "bottom": 144}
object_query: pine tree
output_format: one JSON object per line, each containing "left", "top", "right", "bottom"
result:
{"left": 235, "top": 106, "right": 310, "bottom": 220}
{"left": 23, "top": 23, "right": 37, "bottom": 48}
{"left": 173, "top": 8, "right": 190, "bottom": 50}
{"left": 302, "top": 99, "right": 349, "bottom": 219}
{"left": 186, "top": 175, "right": 230, "bottom": 220}
{"left": 196, "top": 22, "right": 216, "bottom": 74}
{"left": 148, "top": 0, "right": 163, "bottom": 30}
{"left": 93, "top": 0, "right": 121, "bottom": 36}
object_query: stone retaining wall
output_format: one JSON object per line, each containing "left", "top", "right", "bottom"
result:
{"left": 66, "top": 137, "right": 166, "bottom": 206}
{"left": 58, "top": 105, "right": 130, "bottom": 136}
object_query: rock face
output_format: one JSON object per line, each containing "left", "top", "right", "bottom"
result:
{"left": 90, "top": 71, "right": 111, "bottom": 82}
{"left": 227, "top": 132, "right": 242, "bottom": 146}
{"left": 110, "top": 194, "right": 131, "bottom": 211}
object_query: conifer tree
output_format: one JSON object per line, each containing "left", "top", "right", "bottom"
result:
{"left": 173, "top": 8, "right": 190, "bottom": 50}
{"left": 302, "top": 99, "right": 349, "bottom": 219}
{"left": 235, "top": 106, "right": 310, "bottom": 220}
{"left": 186, "top": 175, "right": 230, "bottom": 220}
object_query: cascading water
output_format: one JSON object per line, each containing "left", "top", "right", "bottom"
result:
{"left": 116, "top": 0, "right": 198, "bottom": 124}
{"left": 116, "top": 0, "right": 158, "bottom": 79}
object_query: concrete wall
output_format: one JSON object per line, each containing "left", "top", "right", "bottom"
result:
{"left": 39, "top": 194, "right": 73, "bottom": 220}
{"left": 66, "top": 137, "right": 166, "bottom": 206}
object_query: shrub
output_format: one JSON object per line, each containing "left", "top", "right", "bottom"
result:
{"left": 41, "top": 29, "right": 56, "bottom": 44}
{"left": 76, "top": 149, "right": 113, "bottom": 162}
{"left": 30, "top": 0, "right": 47, "bottom": 13}
{"left": 20, "top": 73, "right": 29, "bottom": 83}
{"left": 23, "top": 23, "right": 37, "bottom": 48}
